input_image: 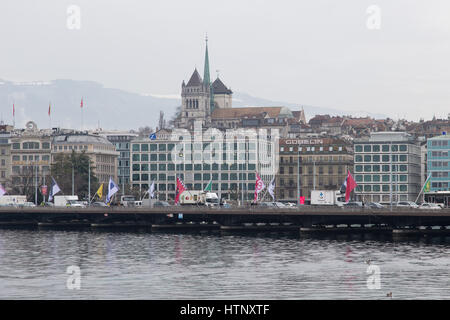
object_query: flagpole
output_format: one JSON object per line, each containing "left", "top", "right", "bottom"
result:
{"left": 88, "top": 159, "right": 91, "bottom": 206}
{"left": 415, "top": 173, "right": 431, "bottom": 204}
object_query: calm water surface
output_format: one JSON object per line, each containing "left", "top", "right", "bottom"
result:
{"left": 0, "top": 228, "right": 448, "bottom": 299}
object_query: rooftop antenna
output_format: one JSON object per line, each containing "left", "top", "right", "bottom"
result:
{"left": 216, "top": 69, "right": 220, "bottom": 79}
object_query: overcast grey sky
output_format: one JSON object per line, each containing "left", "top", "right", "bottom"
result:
{"left": 1, "top": 0, "right": 450, "bottom": 121}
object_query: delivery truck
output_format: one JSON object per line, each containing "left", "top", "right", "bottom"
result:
{"left": 311, "top": 190, "right": 346, "bottom": 206}
{"left": 54, "top": 195, "right": 79, "bottom": 207}
{"left": 0, "top": 195, "right": 27, "bottom": 206}
{"left": 179, "top": 191, "right": 219, "bottom": 207}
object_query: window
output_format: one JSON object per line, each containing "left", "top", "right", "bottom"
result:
{"left": 372, "top": 175, "right": 380, "bottom": 182}
{"left": 372, "top": 155, "right": 380, "bottom": 162}
{"left": 372, "top": 165, "right": 380, "bottom": 172}
{"left": 355, "top": 155, "right": 363, "bottom": 162}
{"left": 159, "top": 144, "right": 166, "bottom": 151}
{"left": 42, "top": 142, "right": 50, "bottom": 149}
{"left": 364, "top": 155, "right": 371, "bottom": 162}
{"left": 355, "top": 165, "right": 363, "bottom": 172}
{"left": 399, "top": 145, "right": 407, "bottom": 152}
{"left": 355, "top": 145, "right": 363, "bottom": 152}
{"left": 364, "top": 145, "right": 371, "bottom": 152}
{"left": 132, "top": 144, "right": 140, "bottom": 152}
{"left": 150, "top": 144, "right": 157, "bottom": 151}
{"left": 12, "top": 143, "right": 20, "bottom": 149}
{"left": 141, "top": 154, "right": 149, "bottom": 161}
{"left": 382, "top": 145, "right": 389, "bottom": 152}
{"left": 132, "top": 154, "right": 140, "bottom": 161}
{"left": 372, "top": 145, "right": 380, "bottom": 152}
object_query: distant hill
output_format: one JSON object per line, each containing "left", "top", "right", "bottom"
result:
{"left": 0, "top": 79, "right": 386, "bottom": 130}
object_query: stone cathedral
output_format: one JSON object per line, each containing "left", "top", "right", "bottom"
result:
{"left": 176, "top": 38, "right": 233, "bottom": 130}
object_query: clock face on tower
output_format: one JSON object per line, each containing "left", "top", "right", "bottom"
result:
{"left": 25, "top": 121, "right": 37, "bottom": 131}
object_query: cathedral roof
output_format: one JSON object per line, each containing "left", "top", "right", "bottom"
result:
{"left": 212, "top": 107, "right": 292, "bottom": 119}
{"left": 212, "top": 77, "right": 232, "bottom": 94}
{"left": 186, "top": 69, "right": 203, "bottom": 87}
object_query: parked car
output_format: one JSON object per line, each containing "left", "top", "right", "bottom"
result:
{"left": 395, "top": 201, "right": 419, "bottom": 209}
{"left": 43, "top": 202, "right": 54, "bottom": 207}
{"left": 67, "top": 200, "right": 86, "bottom": 208}
{"left": 21, "top": 202, "right": 36, "bottom": 207}
{"left": 260, "top": 202, "right": 277, "bottom": 207}
{"left": 91, "top": 201, "right": 108, "bottom": 207}
{"left": 153, "top": 201, "right": 170, "bottom": 207}
{"left": 343, "top": 201, "right": 364, "bottom": 208}
{"left": 366, "top": 202, "right": 385, "bottom": 209}
{"left": 221, "top": 203, "right": 232, "bottom": 208}
{"left": 286, "top": 202, "right": 297, "bottom": 208}
{"left": 272, "top": 202, "right": 287, "bottom": 208}
{"left": 419, "top": 203, "right": 442, "bottom": 210}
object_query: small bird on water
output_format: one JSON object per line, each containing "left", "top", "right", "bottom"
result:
{"left": 386, "top": 292, "right": 392, "bottom": 298}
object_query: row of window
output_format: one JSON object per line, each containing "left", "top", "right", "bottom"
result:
{"left": 355, "top": 144, "right": 408, "bottom": 153}
{"left": 132, "top": 163, "right": 257, "bottom": 172}
{"left": 12, "top": 155, "right": 50, "bottom": 162}
{"left": 12, "top": 142, "right": 51, "bottom": 150}
{"left": 53, "top": 145, "right": 89, "bottom": 151}
{"left": 132, "top": 173, "right": 256, "bottom": 182}
{"left": 355, "top": 164, "right": 409, "bottom": 172}
{"left": 132, "top": 143, "right": 259, "bottom": 152}
{"left": 431, "top": 171, "right": 449, "bottom": 178}
{"left": 430, "top": 140, "right": 449, "bottom": 147}
{"left": 355, "top": 174, "right": 408, "bottom": 182}
{"left": 431, "top": 182, "right": 449, "bottom": 189}
{"left": 355, "top": 154, "right": 408, "bottom": 162}
{"left": 280, "top": 156, "right": 347, "bottom": 163}
{"left": 356, "top": 184, "right": 409, "bottom": 192}
{"left": 429, "top": 161, "right": 449, "bottom": 168}
{"left": 280, "top": 166, "right": 345, "bottom": 175}
{"left": 429, "top": 151, "right": 449, "bottom": 157}
{"left": 133, "top": 182, "right": 257, "bottom": 192}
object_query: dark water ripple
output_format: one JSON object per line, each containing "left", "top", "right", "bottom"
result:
{"left": 0, "top": 229, "right": 448, "bottom": 299}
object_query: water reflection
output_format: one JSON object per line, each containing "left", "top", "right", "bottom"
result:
{"left": 0, "top": 228, "right": 448, "bottom": 299}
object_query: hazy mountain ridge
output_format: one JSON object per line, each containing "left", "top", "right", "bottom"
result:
{"left": 0, "top": 79, "right": 386, "bottom": 130}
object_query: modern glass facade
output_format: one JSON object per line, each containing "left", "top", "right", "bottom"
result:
{"left": 130, "top": 129, "right": 276, "bottom": 203}
{"left": 354, "top": 132, "right": 421, "bottom": 203}
{"left": 427, "top": 135, "right": 450, "bottom": 192}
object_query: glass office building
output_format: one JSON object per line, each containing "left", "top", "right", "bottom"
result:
{"left": 353, "top": 132, "right": 421, "bottom": 203}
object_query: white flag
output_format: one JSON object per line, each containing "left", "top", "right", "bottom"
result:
{"left": 48, "top": 177, "right": 61, "bottom": 201}
{"left": 268, "top": 178, "right": 275, "bottom": 201}
{"left": 149, "top": 181, "right": 155, "bottom": 199}
{"left": 106, "top": 177, "right": 119, "bottom": 203}
{"left": 0, "top": 184, "right": 6, "bottom": 197}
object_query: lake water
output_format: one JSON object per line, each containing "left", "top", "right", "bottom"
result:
{"left": 0, "top": 228, "right": 448, "bottom": 299}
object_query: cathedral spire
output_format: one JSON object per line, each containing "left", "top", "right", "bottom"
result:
{"left": 203, "top": 34, "right": 211, "bottom": 86}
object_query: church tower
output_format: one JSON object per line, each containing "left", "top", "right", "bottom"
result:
{"left": 179, "top": 37, "right": 212, "bottom": 129}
